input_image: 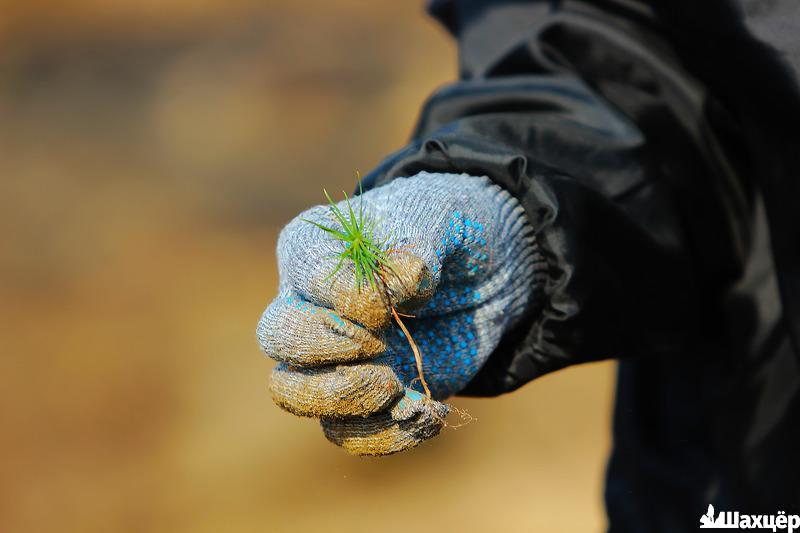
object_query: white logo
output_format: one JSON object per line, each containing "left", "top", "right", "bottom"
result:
{"left": 700, "top": 504, "right": 800, "bottom": 531}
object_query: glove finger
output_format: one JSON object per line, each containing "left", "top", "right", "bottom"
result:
{"left": 270, "top": 362, "right": 404, "bottom": 418}
{"left": 328, "top": 251, "right": 434, "bottom": 329}
{"left": 257, "top": 292, "right": 386, "bottom": 367}
{"left": 320, "top": 389, "right": 449, "bottom": 456}
{"left": 279, "top": 208, "right": 433, "bottom": 329}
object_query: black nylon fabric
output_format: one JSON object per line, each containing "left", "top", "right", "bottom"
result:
{"left": 366, "top": 75, "right": 712, "bottom": 388}
{"left": 360, "top": 0, "right": 800, "bottom": 528}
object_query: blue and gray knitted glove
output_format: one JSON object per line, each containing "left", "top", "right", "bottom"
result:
{"left": 257, "top": 172, "right": 543, "bottom": 455}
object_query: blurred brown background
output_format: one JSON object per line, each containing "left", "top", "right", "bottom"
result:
{"left": 0, "top": 1, "right": 615, "bottom": 531}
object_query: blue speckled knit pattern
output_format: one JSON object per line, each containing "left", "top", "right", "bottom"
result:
{"left": 375, "top": 196, "right": 538, "bottom": 398}
{"left": 257, "top": 172, "right": 545, "bottom": 454}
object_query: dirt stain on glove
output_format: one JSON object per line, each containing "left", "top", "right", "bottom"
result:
{"left": 321, "top": 393, "right": 449, "bottom": 456}
{"left": 330, "top": 252, "right": 434, "bottom": 330}
{"left": 270, "top": 362, "right": 404, "bottom": 418}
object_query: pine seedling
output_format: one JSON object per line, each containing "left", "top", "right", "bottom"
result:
{"left": 303, "top": 178, "right": 432, "bottom": 398}
{"left": 302, "top": 185, "right": 391, "bottom": 293}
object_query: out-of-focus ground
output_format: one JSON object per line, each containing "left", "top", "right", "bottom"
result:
{"left": 0, "top": 2, "right": 615, "bottom": 532}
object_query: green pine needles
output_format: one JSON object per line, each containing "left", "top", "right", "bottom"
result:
{"left": 302, "top": 184, "right": 392, "bottom": 292}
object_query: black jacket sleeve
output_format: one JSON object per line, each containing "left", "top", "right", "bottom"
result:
{"left": 362, "top": 0, "right": 800, "bottom": 397}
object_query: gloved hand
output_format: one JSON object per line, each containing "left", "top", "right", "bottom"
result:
{"left": 257, "top": 172, "right": 543, "bottom": 455}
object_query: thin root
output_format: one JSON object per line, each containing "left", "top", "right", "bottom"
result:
{"left": 386, "top": 244, "right": 416, "bottom": 255}
{"left": 443, "top": 403, "right": 475, "bottom": 429}
{"left": 377, "top": 265, "right": 432, "bottom": 400}
{"left": 390, "top": 305, "right": 432, "bottom": 399}
{"left": 422, "top": 397, "right": 475, "bottom": 430}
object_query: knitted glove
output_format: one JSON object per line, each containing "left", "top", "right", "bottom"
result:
{"left": 257, "top": 172, "right": 544, "bottom": 455}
